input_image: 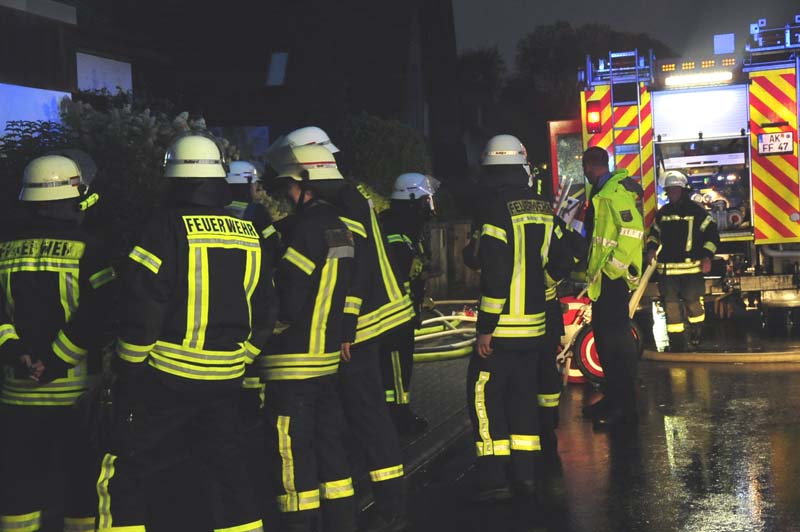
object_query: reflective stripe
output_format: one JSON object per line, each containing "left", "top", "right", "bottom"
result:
{"left": 0, "top": 511, "right": 41, "bottom": 532}
{"left": 339, "top": 217, "right": 367, "bottom": 238}
{"left": 703, "top": 241, "right": 717, "bottom": 253}
{"left": 493, "top": 325, "right": 547, "bottom": 338}
{"left": 328, "top": 245, "right": 354, "bottom": 259}
{"left": 283, "top": 247, "right": 315, "bottom": 275}
{"left": 0, "top": 375, "right": 93, "bottom": 406}
{"left": 475, "top": 439, "right": 511, "bottom": 456}
{"left": 619, "top": 227, "right": 644, "bottom": 239}
{"left": 354, "top": 297, "right": 415, "bottom": 344}
{"left": 474, "top": 371, "right": 493, "bottom": 456}
{"left": 537, "top": 393, "right": 561, "bottom": 408}
{"left": 187, "top": 236, "right": 261, "bottom": 249}
{"left": 343, "top": 296, "right": 362, "bottom": 315}
{"left": 700, "top": 216, "right": 713, "bottom": 231}
{"left": 479, "top": 296, "right": 506, "bottom": 314}
{"left": 89, "top": 267, "right": 117, "bottom": 289}
{"left": 370, "top": 209, "right": 403, "bottom": 301}
{"left": 278, "top": 490, "right": 320, "bottom": 513}
{"left": 687, "top": 314, "right": 705, "bottom": 324}
{"left": 511, "top": 219, "right": 526, "bottom": 315}
{"left": 187, "top": 246, "right": 210, "bottom": 349}
{"left": 242, "top": 376, "right": 263, "bottom": 390}
{"left": 276, "top": 416, "right": 322, "bottom": 512}
{"left": 0, "top": 323, "right": 19, "bottom": 347}
{"left": 149, "top": 354, "right": 245, "bottom": 381}
{"left": 63, "top": 517, "right": 96, "bottom": 532}
{"left": 243, "top": 248, "right": 261, "bottom": 340}
{"left": 0, "top": 257, "right": 80, "bottom": 273}
{"left": 97, "top": 453, "right": 118, "bottom": 529}
{"left": 387, "top": 234, "right": 413, "bottom": 247}
{"left": 320, "top": 478, "right": 355, "bottom": 500}
{"left": 481, "top": 224, "right": 508, "bottom": 244}
{"left": 390, "top": 350, "right": 409, "bottom": 405}
{"left": 554, "top": 225, "right": 563, "bottom": 238}
{"left": 128, "top": 245, "right": 161, "bottom": 274}
{"left": 385, "top": 389, "right": 396, "bottom": 402}
{"left": 658, "top": 261, "right": 702, "bottom": 275}
{"left": 243, "top": 340, "right": 261, "bottom": 363}
{"left": 369, "top": 464, "right": 404, "bottom": 483}
{"left": 214, "top": 520, "right": 265, "bottom": 532}
{"left": 667, "top": 323, "right": 685, "bottom": 333}
{"left": 58, "top": 271, "right": 79, "bottom": 321}
{"left": 259, "top": 352, "right": 340, "bottom": 381}
{"left": 262, "top": 225, "right": 277, "bottom": 239}
{"left": 117, "top": 340, "right": 153, "bottom": 363}
{"left": 593, "top": 236, "right": 618, "bottom": 248}
{"left": 310, "top": 259, "right": 337, "bottom": 353}
{"left": 646, "top": 236, "right": 659, "bottom": 246}
{"left": 545, "top": 285, "right": 557, "bottom": 301}
{"left": 609, "top": 257, "right": 628, "bottom": 271}
{"left": 97, "top": 527, "right": 145, "bottom": 531}
{"left": 510, "top": 434, "right": 541, "bottom": 451}
{"left": 52, "top": 330, "right": 88, "bottom": 365}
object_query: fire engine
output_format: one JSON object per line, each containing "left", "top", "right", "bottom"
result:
{"left": 549, "top": 15, "right": 800, "bottom": 330}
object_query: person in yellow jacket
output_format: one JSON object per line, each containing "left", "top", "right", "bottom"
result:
{"left": 580, "top": 147, "right": 644, "bottom": 431}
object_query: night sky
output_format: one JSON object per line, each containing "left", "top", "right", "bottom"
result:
{"left": 454, "top": 0, "right": 799, "bottom": 66}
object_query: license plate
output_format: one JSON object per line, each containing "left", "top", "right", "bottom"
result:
{"left": 758, "top": 131, "right": 793, "bottom": 155}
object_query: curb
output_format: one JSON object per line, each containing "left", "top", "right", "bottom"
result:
{"left": 643, "top": 349, "right": 800, "bottom": 363}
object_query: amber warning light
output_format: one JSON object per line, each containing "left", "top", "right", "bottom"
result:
{"left": 586, "top": 100, "right": 602, "bottom": 133}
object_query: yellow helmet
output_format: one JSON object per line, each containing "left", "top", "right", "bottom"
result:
{"left": 163, "top": 133, "right": 227, "bottom": 178}
{"left": 19, "top": 155, "right": 83, "bottom": 202}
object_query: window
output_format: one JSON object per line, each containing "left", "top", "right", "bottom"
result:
{"left": 76, "top": 52, "right": 133, "bottom": 93}
{"left": 266, "top": 52, "right": 289, "bottom": 87}
{"left": 0, "top": 82, "right": 70, "bottom": 133}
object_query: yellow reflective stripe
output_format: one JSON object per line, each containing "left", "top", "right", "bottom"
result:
{"left": 277, "top": 490, "right": 320, "bottom": 513}
{"left": 386, "top": 234, "right": 412, "bottom": 246}
{"left": 493, "top": 325, "right": 547, "bottom": 338}
{"left": 370, "top": 209, "right": 403, "bottom": 300}
{"left": 369, "top": 464, "right": 404, "bottom": 483}
{"left": 148, "top": 357, "right": 245, "bottom": 381}
{"left": 309, "top": 258, "right": 337, "bottom": 354}
{"left": 646, "top": 235, "right": 659, "bottom": 245}
{"left": 545, "top": 284, "right": 557, "bottom": 301}
{"left": 391, "top": 350, "right": 409, "bottom": 404}
{"left": 537, "top": 393, "right": 561, "bottom": 407}
{"left": 510, "top": 434, "right": 541, "bottom": 451}
{"left": 0, "top": 511, "right": 42, "bottom": 532}
{"left": 186, "top": 246, "right": 210, "bottom": 349}
{"left": 275, "top": 416, "right": 321, "bottom": 513}
{"left": 481, "top": 224, "right": 508, "bottom": 244}
{"left": 97, "top": 453, "right": 118, "bottom": 530}
{"left": 703, "top": 241, "right": 717, "bottom": 253}
{"left": 497, "top": 312, "right": 546, "bottom": 326}
{"left": 658, "top": 261, "right": 702, "bottom": 275}
{"left": 354, "top": 297, "right": 415, "bottom": 344}
{"left": 339, "top": 217, "right": 367, "bottom": 238}
{"left": 687, "top": 314, "right": 705, "bottom": 324}
{"left": 476, "top": 439, "right": 511, "bottom": 456}
{"left": 262, "top": 225, "right": 277, "bottom": 239}
{"left": 0, "top": 323, "right": 19, "bottom": 347}
{"left": 117, "top": 340, "right": 153, "bottom": 363}
{"left": 479, "top": 296, "right": 506, "bottom": 314}
{"left": 89, "top": 267, "right": 117, "bottom": 289}
{"left": 0, "top": 375, "right": 92, "bottom": 406}
{"left": 58, "top": 271, "right": 79, "bottom": 321}
{"left": 385, "top": 390, "right": 396, "bottom": 402}
{"left": 243, "top": 247, "right": 261, "bottom": 341}
{"left": 661, "top": 215, "right": 693, "bottom": 222}
{"left": 128, "top": 245, "right": 161, "bottom": 274}
{"left": 474, "top": 371, "right": 493, "bottom": 456}
{"left": 667, "top": 323, "right": 685, "bottom": 333}
{"left": 97, "top": 527, "right": 146, "bottom": 531}
{"left": 243, "top": 340, "right": 261, "bottom": 363}
{"left": 214, "top": 520, "right": 265, "bottom": 532}
{"left": 259, "top": 352, "right": 340, "bottom": 381}
{"left": 63, "top": 517, "right": 96, "bottom": 532}
{"left": 283, "top": 247, "right": 315, "bottom": 275}
{"left": 619, "top": 227, "right": 644, "bottom": 239}
{"left": 344, "top": 296, "right": 362, "bottom": 315}
{"left": 320, "top": 478, "right": 355, "bottom": 500}
{"left": 593, "top": 236, "right": 618, "bottom": 248}
{"left": 242, "top": 376, "right": 263, "bottom": 390}
{"left": 52, "top": 330, "right": 88, "bottom": 365}
{"left": 554, "top": 225, "right": 563, "bottom": 239}
{"left": 511, "top": 221, "right": 526, "bottom": 315}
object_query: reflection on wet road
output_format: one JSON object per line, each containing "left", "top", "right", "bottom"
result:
{"left": 408, "top": 362, "right": 800, "bottom": 532}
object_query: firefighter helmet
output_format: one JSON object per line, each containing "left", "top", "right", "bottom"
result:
{"left": 19, "top": 155, "right": 83, "bottom": 202}
{"left": 481, "top": 134, "right": 529, "bottom": 166}
{"left": 391, "top": 173, "right": 438, "bottom": 200}
{"left": 280, "top": 126, "right": 339, "bottom": 153}
{"left": 163, "top": 133, "right": 227, "bottom": 178}
{"left": 662, "top": 170, "right": 689, "bottom": 189}
{"left": 265, "top": 144, "right": 344, "bottom": 191}
{"left": 226, "top": 160, "right": 259, "bottom": 185}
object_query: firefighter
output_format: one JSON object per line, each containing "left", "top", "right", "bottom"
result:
{"left": 379, "top": 172, "right": 438, "bottom": 435}
{"left": 259, "top": 144, "right": 357, "bottom": 532}
{"left": 646, "top": 170, "right": 719, "bottom": 351}
{"left": 95, "top": 132, "right": 276, "bottom": 531}
{"left": 468, "top": 134, "right": 573, "bottom": 501}
{"left": 580, "top": 147, "right": 644, "bottom": 431}
{"left": 0, "top": 154, "right": 115, "bottom": 532}
{"left": 267, "top": 127, "right": 412, "bottom": 532}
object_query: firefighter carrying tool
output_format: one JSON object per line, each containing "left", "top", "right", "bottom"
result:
{"left": 646, "top": 170, "right": 719, "bottom": 351}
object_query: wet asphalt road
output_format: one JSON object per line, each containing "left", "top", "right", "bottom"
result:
{"left": 404, "top": 361, "right": 800, "bottom": 532}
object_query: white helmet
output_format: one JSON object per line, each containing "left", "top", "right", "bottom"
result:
{"left": 481, "top": 134, "right": 529, "bottom": 166}
{"left": 391, "top": 173, "right": 438, "bottom": 200}
{"left": 662, "top": 170, "right": 689, "bottom": 189}
{"left": 163, "top": 133, "right": 227, "bottom": 178}
{"left": 19, "top": 155, "right": 83, "bottom": 202}
{"left": 273, "top": 144, "right": 345, "bottom": 184}
{"left": 269, "top": 126, "right": 339, "bottom": 155}
{"left": 226, "top": 160, "right": 259, "bottom": 185}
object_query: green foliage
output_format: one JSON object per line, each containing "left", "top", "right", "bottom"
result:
{"left": 335, "top": 112, "right": 432, "bottom": 202}
{"left": 458, "top": 47, "right": 507, "bottom": 103}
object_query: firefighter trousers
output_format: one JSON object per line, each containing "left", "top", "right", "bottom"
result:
{"left": 658, "top": 273, "right": 705, "bottom": 334}
{"left": 539, "top": 298, "right": 564, "bottom": 450}
{"left": 0, "top": 405, "right": 97, "bottom": 532}
{"left": 95, "top": 370, "right": 262, "bottom": 531}
{"left": 593, "top": 275, "right": 639, "bottom": 412}
{"left": 467, "top": 344, "right": 542, "bottom": 490}
{"left": 338, "top": 341, "right": 406, "bottom": 520}
{"left": 379, "top": 324, "right": 415, "bottom": 406}
{"left": 263, "top": 375, "right": 355, "bottom": 532}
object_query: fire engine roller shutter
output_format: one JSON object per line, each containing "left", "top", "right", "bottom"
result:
{"left": 652, "top": 84, "right": 749, "bottom": 141}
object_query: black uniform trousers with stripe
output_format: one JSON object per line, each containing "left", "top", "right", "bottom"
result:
{"left": 378, "top": 324, "right": 415, "bottom": 406}
{"left": 96, "top": 369, "right": 260, "bottom": 531}
{"left": 338, "top": 341, "right": 405, "bottom": 519}
{"left": 539, "top": 298, "right": 565, "bottom": 444}
{"left": 466, "top": 343, "right": 543, "bottom": 490}
{"left": 263, "top": 375, "right": 355, "bottom": 532}
{"left": 0, "top": 405, "right": 97, "bottom": 532}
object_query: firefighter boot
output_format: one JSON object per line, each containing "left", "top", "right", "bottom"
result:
{"left": 689, "top": 323, "right": 703, "bottom": 349}
{"left": 667, "top": 332, "right": 688, "bottom": 353}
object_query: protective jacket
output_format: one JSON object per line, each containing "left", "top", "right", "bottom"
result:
{"left": 476, "top": 185, "right": 573, "bottom": 349}
{"left": 116, "top": 181, "right": 276, "bottom": 388}
{"left": 380, "top": 204, "right": 428, "bottom": 315}
{"left": 585, "top": 169, "right": 644, "bottom": 301}
{"left": 335, "top": 184, "right": 414, "bottom": 345}
{"left": 646, "top": 195, "right": 719, "bottom": 275}
{"left": 0, "top": 207, "right": 115, "bottom": 406}
{"left": 259, "top": 199, "right": 354, "bottom": 380}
